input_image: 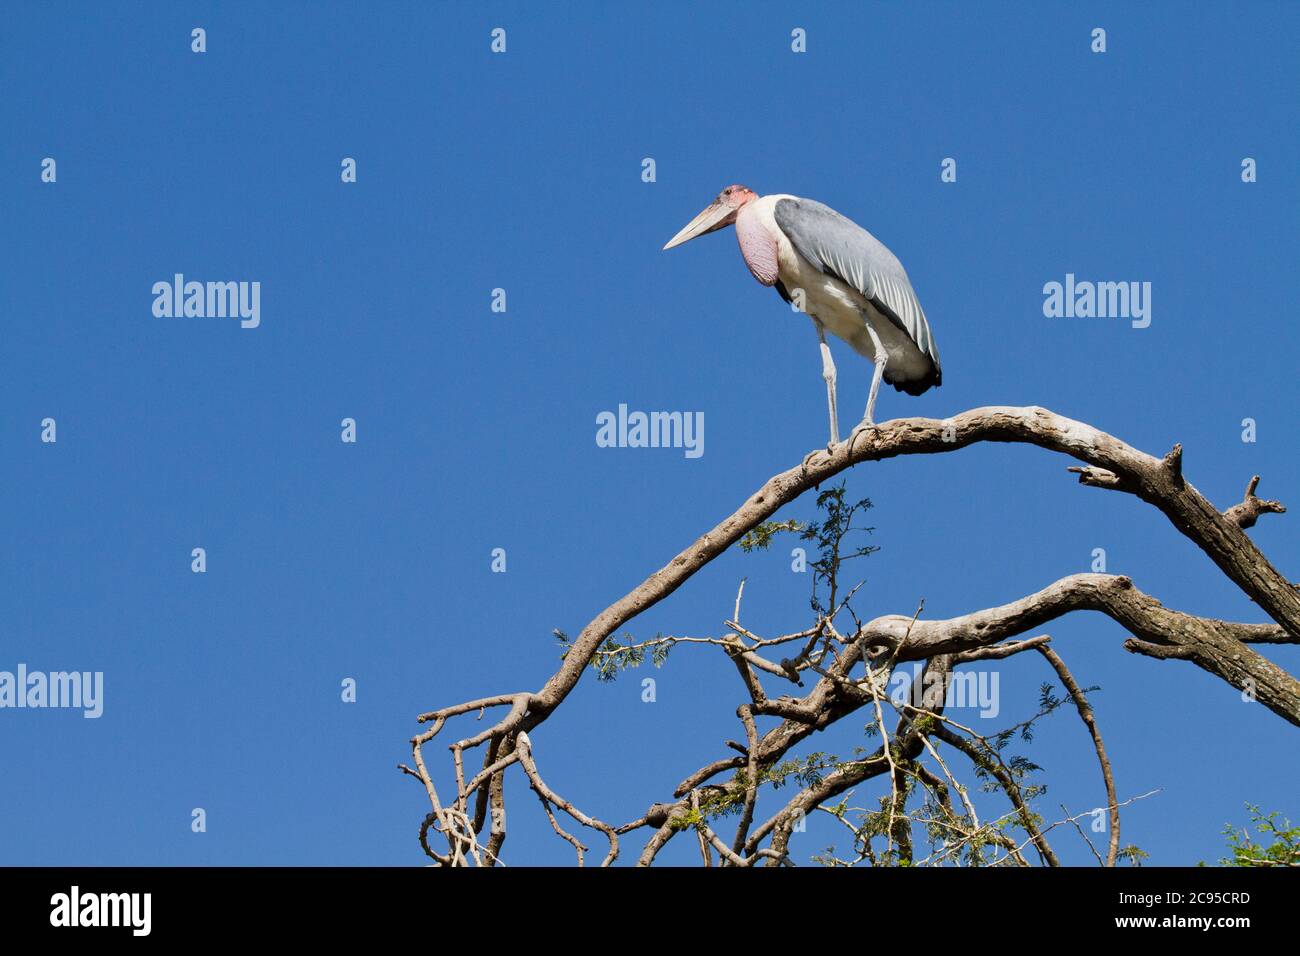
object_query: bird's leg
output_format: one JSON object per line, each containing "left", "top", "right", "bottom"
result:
{"left": 860, "top": 323, "right": 888, "bottom": 427}
{"left": 815, "top": 320, "right": 840, "bottom": 448}
{"left": 848, "top": 324, "right": 889, "bottom": 454}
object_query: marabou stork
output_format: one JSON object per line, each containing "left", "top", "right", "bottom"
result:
{"left": 664, "top": 186, "right": 941, "bottom": 446}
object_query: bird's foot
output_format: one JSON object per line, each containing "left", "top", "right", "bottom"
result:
{"left": 802, "top": 437, "right": 840, "bottom": 474}
{"left": 847, "top": 419, "right": 877, "bottom": 455}
{"left": 802, "top": 447, "right": 827, "bottom": 470}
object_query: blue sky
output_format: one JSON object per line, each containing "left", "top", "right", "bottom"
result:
{"left": 2, "top": 1, "right": 1296, "bottom": 866}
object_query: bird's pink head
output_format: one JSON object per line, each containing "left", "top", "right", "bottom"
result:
{"left": 663, "top": 184, "right": 758, "bottom": 250}
{"left": 718, "top": 184, "right": 758, "bottom": 208}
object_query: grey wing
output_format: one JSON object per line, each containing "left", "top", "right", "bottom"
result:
{"left": 774, "top": 197, "right": 941, "bottom": 379}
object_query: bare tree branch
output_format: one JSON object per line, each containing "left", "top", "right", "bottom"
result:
{"left": 1036, "top": 645, "right": 1120, "bottom": 866}
{"left": 855, "top": 573, "right": 1300, "bottom": 727}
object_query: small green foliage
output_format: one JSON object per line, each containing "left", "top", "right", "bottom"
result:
{"left": 591, "top": 635, "right": 644, "bottom": 681}
{"left": 1117, "top": 844, "right": 1149, "bottom": 866}
{"left": 672, "top": 808, "right": 704, "bottom": 830}
{"left": 553, "top": 628, "right": 671, "bottom": 681}
{"left": 739, "top": 519, "right": 805, "bottom": 552}
{"left": 911, "top": 714, "right": 937, "bottom": 736}
{"left": 1211, "top": 804, "right": 1300, "bottom": 867}
{"left": 765, "top": 751, "right": 836, "bottom": 790}
{"left": 682, "top": 753, "right": 851, "bottom": 829}
{"left": 802, "top": 485, "right": 878, "bottom": 615}
{"left": 735, "top": 482, "right": 877, "bottom": 617}
{"left": 692, "top": 788, "right": 743, "bottom": 821}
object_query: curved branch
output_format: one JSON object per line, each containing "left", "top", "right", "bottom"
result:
{"left": 858, "top": 573, "right": 1300, "bottom": 726}
{"left": 1035, "top": 645, "right": 1120, "bottom": 866}
{"left": 515, "top": 732, "right": 618, "bottom": 867}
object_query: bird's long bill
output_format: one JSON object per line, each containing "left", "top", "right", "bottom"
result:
{"left": 662, "top": 201, "right": 732, "bottom": 250}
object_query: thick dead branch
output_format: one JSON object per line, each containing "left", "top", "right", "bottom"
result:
{"left": 857, "top": 573, "right": 1300, "bottom": 726}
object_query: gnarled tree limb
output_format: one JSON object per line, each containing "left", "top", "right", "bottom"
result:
{"left": 856, "top": 573, "right": 1300, "bottom": 726}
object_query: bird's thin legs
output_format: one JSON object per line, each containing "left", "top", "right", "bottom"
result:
{"left": 846, "top": 324, "right": 890, "bottom": 456}
{"left": 814, "top": 320, "right": 839, "bottom": 446}
{"left": 861, "top": 323, "right": 889, "bottom": 427}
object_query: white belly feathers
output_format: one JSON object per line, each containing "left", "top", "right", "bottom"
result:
{"left": 739, "top": 195, "right": 930, "bottom": 383}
